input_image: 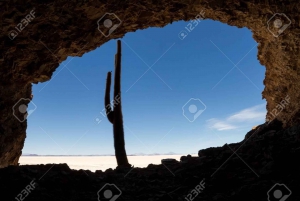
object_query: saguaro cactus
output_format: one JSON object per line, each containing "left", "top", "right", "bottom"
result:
{"left": 104, "top": 40, "right": 130, "bottom": 167}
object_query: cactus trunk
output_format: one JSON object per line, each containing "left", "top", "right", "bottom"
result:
{"left": 104, "top": 40, "right": 130, "bottom": 167}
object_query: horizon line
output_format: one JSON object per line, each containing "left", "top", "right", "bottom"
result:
{"left": 21, "top": 153, "right": 195, "bottom": 156}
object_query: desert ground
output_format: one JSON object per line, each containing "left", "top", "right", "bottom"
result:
{"left": 19, "top": 155, "right": 196, "bottom": 171}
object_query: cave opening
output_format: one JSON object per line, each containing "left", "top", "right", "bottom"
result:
{"left": 1, "top": 1, "right": 299, "bottom": 200}
{"left": 19, "top": 19, "right": 266, "bottom": 171}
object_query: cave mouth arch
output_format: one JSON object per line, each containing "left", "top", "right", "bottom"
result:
{"left": 19, "top": 19, "right": 266, "bottom": 171}
{"left": 1, "top": 1, "right": 298, "bottom": 168}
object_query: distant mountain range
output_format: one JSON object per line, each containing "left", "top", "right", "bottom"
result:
{"left": 22, "top": 153, "right": 39, "bottom": 156}
{"left": 21, "top": 152, "right": 183, "bottom": 156}
{"left": 128, "top": 152, "right": 180, "bottom": 156}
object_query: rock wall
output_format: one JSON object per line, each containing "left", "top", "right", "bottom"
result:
{"left": 0, "top": 83, "right": 31, "bottom": 168}
{"left": 0, "top": 0, "right": 299, "bottom": 167}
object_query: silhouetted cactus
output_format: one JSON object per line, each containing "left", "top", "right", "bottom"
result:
{"left": 104, "top": 40, "right": 130, "bottom": 167}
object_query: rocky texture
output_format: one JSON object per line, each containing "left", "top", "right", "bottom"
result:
{"left": 0, "top": 0, "right": 299, "bottom": 166}
{"left": 0, "top": 83, "right": 32, "bottom": 168}
{"left": 0, "top": 122, "right": 300, "bottom": 200}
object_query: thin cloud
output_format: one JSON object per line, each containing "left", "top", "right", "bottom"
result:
{"left": 207, "top": 104, "right": 266, "bottom": 131}
{"left": 227, "top": 104, "right": 266, "bottom": 122}
{"left": 207, "top": 118, "right": 237, "bottom": 131}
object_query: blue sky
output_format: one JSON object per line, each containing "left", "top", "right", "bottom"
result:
{"left": 23, "top": 18, "right": 266, "bottom": 155}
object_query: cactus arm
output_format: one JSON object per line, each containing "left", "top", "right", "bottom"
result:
{"left": 105, "top": 71, "right": 114, "bottom": 124}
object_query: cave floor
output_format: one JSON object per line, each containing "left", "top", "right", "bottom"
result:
{"left": 1, "top": 121, "right": 299, "bottom": 201}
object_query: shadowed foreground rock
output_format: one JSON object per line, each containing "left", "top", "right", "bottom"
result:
{"left": 0, "top": 122, "right": 299, "bottom": 201}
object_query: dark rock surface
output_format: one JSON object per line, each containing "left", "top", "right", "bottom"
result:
{"left": 0, "top": 122, "right": 299, "bottom": 201}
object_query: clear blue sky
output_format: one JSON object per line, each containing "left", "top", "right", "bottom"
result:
{"left": 23, "top": 19, "right": 266, "bottom": 155}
